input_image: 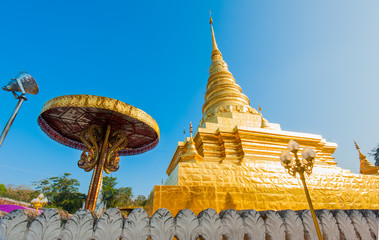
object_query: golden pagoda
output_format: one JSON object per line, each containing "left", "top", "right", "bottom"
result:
{"left": 145, "top": 18, "right": 379, "bottom": 216}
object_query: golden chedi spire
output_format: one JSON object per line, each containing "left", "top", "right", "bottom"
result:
{"left": 201, "top": 15, "right": 263, "bottom": 129}
{"left": 180, "top": 122, "right": 203, "bottom": 163}
{"left": 354, "top": 141, "right": 379, "bottom": 175}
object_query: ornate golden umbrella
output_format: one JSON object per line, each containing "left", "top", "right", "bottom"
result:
{"left": 38, "top": 95, "right": 159, "bottom": 211}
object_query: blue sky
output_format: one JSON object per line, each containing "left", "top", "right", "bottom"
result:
{"left": 0, "top": 0, "right": 378, "bottom": 197}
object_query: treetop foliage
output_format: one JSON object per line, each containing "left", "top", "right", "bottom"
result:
{"left": 370, "top": 145, "right": 379, "bottom": 166}
{"left": 1, "top": 173, "right": 147, "bottom": 213}
{"left": 101, "top": 176, "right": 147, "bottom": 208}
{"left": 33, "top": 173, "right": 85, "bottom": 213}
{"left": 0, "top": 184, "right": 39, "bottom": 203}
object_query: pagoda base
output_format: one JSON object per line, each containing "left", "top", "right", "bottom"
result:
{"left": 146, "top": 162, "right": 379, "bottom": 216}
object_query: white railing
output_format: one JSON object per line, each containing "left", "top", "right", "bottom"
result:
{"left": 0, "top": 208, "right": 378, "bottom": 240}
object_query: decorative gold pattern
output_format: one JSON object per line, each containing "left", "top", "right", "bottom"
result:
{"left": 38, "top": 94, "right": 159, "bottom": 156}
{"left": 104, "top": 129, "right": 128, "bottom": 174}
{"left": 78, "top": 124, "right": 102, "bottom": 172}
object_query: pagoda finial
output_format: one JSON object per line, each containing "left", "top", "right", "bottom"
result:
{"left": 354, "top": 140, "right": 360, "bottom": 150}
{"left": 180, "top": 122, "right": 203, "bottom": 163}
{"left": 354, "top": 140, "right": 366, "bottom": 160}
{"left": 190, "top": 122, "right": 193, "bottom": 139}
{"left": 209, "top": 12, "right": 222, "bottom": 61}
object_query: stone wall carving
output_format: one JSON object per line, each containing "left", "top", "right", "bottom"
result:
{"left": 174, "top": 209, "right": 199, "bottom": 240}
{"left": 301, "top": 210, "right": 322, "bottom": 240}
{"left": 280, "top": 210, "right": 304, "bottom": 240}
{"left": 0, "top": 208, "right": 378, "bottom": 240}
{"left": 318, "top": 209, "right": 340, "bottom": 240}
{"left": 263, "top": 210, "right": 286, "bottom": 240}
{"left": 332, "top": 209, "right": 358, "bottom": 240}
{"left": 348, "top": 210, "right": 373, "bottom": 240}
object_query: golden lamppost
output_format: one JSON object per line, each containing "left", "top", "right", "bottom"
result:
{"left": 280, "top": 140, "right": 323, "bottom": 240}
{"left": 31, "top": 193, "right": 48, "bottom": 212}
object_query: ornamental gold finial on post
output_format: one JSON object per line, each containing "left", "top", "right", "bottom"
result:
{"left": 280, "top": 140, "right": 322, "bottom": 240}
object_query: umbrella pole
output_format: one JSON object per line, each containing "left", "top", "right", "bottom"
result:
{"left": 84, "top": 125, "right": 111, "bottom": 211}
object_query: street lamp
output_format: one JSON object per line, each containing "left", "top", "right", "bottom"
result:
{"left": 280, "top": 140, "right": 323, "bottom": 240}
{"left": 0, "top": 71, "right": 38, "bottom": 148}
{"left": 31, "top": 193, "right": 48, "bottom": 212}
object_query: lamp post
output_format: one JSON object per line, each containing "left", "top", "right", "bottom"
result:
{"left": 0, "top": 72, "right": 39, "bottom": 148}
{"left": 31, "top": 193, "right": 48, "bottom": 212}
{"left": 280, "top": 140, "right": 323, "bottom": 240}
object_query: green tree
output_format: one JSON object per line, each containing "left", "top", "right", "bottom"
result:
{"left": 132, "top": 195, "right": 147, "bottom": 207}
{"left": 116, "top": 187, "right": 133, "bottom": 207}
{"left": 0, "top": 184, "right": 7, "bottom": 195}
{"left": 33, "top": 173, "right": 86, "bottom": 213}
{"left": 102, "top": 176, "right": 133, "bottom": 208}
{"left": 102, "top": 176, "right": 118, "bottom": 208}
{"left": 0, "top": 184, "right": 39, "bottom": 202}
{"left": 369, "top": 145, "right": 379, "bottom": 166}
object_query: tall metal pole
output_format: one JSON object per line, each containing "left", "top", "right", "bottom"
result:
{"left": 299, "top": 171, "right": 323, "bottom": 240}
{"left": 0, "top": 94, "right": 27, "bottom": 148}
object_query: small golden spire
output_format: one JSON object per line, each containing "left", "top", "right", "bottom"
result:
{"left": 259, "top": 104, "right": 262, "bottom": 112}
{"left": 354, "top": 140, "right": 379, "bottom": 175}
{"left": 180, "top": 122, "right": 203, "bottom": 163}
{"left": 354, "top": 140, "right": 365, "bottom": 160}
{"left": 190, "top": 122, "right": 193, "bottom": 139}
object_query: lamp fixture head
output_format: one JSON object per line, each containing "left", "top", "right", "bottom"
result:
{"left": 287, "top": 139, "right": 300, "bottom": 153}
{"left": 2, "top": 71, "right": 38, "bottom": 95}
{"left": 302, "top": 146, "right": 316, "bottom": 163}
{"left": 280, "top": 150, "right": 292, "bottom": 167}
